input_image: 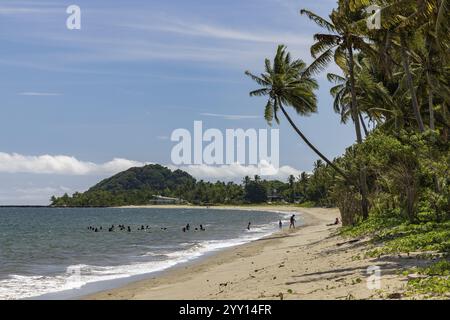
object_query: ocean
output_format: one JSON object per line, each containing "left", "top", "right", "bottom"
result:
{"left": 0, "top": 207, "right": 295, "bottom": 299}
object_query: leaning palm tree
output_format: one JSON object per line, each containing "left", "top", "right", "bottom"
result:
{"left": 245, "top": 45, "right": 349, "bottom": 181}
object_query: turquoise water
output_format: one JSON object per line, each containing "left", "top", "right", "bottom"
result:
{"left": 0, "top": 207, "right": 293, "bottom": 299}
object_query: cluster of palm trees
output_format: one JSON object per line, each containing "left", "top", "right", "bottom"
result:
{"left": 246, "top": 0, "right": 449, "bottom": 220}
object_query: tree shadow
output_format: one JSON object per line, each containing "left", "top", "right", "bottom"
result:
{"left": 285, "top": 254, "right": 437, "bottom": 286}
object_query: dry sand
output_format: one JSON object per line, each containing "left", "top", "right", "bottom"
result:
{"left": 86, "top": 206, "right": 412, "bottom": 300}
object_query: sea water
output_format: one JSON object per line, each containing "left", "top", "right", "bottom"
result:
{"left": 0, "top": 207, "right": 296, "bottom": 299}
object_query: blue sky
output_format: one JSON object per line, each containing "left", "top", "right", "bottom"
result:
{"left": 0, "top": 0, "right": 357, "bottom": 204}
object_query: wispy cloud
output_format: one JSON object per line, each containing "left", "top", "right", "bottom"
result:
{"left": 199, "top": 113, "right": 261, "bottom": 120}
{"left": 0, "top": 7, "right": 56, "bottom": 15}
{"left": 123, "top": 19, "right": 309, "bottom": 45}
{"left": 18, "top": 92, "right": 62, "bottom": 96}
{"left": 0, "top": 1, "right": 60, "bottom": 16}
{"left": 0, "top": 4, "right": 313, "bottom": 70}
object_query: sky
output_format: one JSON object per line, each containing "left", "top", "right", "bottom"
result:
{"left": 0, "top": 0, "right": 357, "bottom": 205}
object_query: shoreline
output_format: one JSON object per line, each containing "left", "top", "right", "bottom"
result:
{"left": 84, "top": 206, "right": 344, "bottom": 300}
{"left": 84, "top": 206, "right": 422, "bottom": 300}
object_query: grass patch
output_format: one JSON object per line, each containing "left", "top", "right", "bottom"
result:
{"left": 340, "top": 214, "right": 404, "bottom": 238}
{"left": 341, "top": 215, "right": 450, "bottom": 256}
{"left": 405, "top": 260, "right": 450, "bottom": 298}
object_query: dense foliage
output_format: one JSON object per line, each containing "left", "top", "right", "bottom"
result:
{"left": 51, "top": 164, "right": 325, "bottom": 207}
{"left": 246, "top": 0, "right": 449, "bottom": 226}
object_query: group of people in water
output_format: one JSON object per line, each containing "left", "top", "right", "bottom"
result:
{"left": 182, "top": 223, "right": 206, "bottom": 232}
{"left": 87, "top": 223, "right": 205, "bottom": 233}
{"left": 87, "top": 224, "right": 169, "bottom": 232}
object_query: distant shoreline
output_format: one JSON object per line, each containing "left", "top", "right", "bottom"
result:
{"left": 0, "top": 205, "right": 50, "bottom": 208}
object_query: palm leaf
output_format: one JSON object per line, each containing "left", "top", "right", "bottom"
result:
{"left": 300, "top": 9, "right": 336, "bottom": 32}
{"left": 244, "top": 71, "right": 270, "bottom": 86}
{"left": 264, "top": 99, "right": 274, "bottom": 125}
{"left": 327, "top": 73, "right": 346, "bottom": 83}
{"left": 304, "top": 48, "right": 334, "bottom": 77}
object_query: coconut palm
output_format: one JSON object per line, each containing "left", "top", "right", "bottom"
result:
{"left": 245, "top": 45, "right": 349, "bottom": 181}
{"left": 371, "top": 0, "right": 450, "bottom": 132}
{"left": 301, "top": 2, "right": 371, "bottom": 218}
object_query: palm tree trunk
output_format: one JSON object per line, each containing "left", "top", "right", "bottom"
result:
{"left": 279, "top": 105, "right": 350, "bottom": 182}
{"left": 359, "top": 113, "right": 369, "bottom": 136}
{"left": 426, "top": 38, "right": 435, "bottom": 130}
{"left": 400, "top": 33, "right": 425, "bottom": 132}
{"left": 443, "top": 102, "right": 449, "bottom": 143}
{"left": 427, "top": 81, "right": 435, "bottom": 130}
{"left": 348, "top": 44, "right": 369, "bottom": 220}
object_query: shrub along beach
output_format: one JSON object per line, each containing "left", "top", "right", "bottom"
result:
{"left": 52, "top": 0, "right": 449, "bottom": 300}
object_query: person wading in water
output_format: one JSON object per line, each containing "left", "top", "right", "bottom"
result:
{"left": 289, "top": 215, "right": 296, "bottom": 229}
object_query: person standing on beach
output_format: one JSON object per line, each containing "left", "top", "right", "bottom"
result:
{"left": 289, "top": 215, "right": 296, "bottom": 229}
{"left": 279, "top": 220, "right": 282, "bottom": 229}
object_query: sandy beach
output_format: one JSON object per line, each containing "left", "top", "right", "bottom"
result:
{"left": 85, "top": 206, "right": 414, "bottom": 300}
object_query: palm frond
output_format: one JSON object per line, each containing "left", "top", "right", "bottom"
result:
{"left": 304, "top": 48, "right": 334, "bottom": 77}
{"left": 264, "top": 99, "right": 274, "bottom": 125}
{"left": 327, "top": 73, "right": 346, "bottom": 83}
{"left": 244, "top": 71, "right": 270, "bottom": 86}
{"left": 300, "top": 9, "right": 336, "bottom": 32}
{"left": 249, "top": 88, "right": 270, "bottom": 97}
{"left": 311, "top": 34, "right": 340, "bottom": 57}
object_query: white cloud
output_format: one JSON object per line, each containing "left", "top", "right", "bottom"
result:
{"left": 0, "top": 152, "right": 302, "bottom": 181}
{"left": 0, "top": 152, "right": 147, "bottom": 175}
{"left": 171, "top": 162, "right": 302, "bottom": 182}
{"left": 199, "top": 113, "right": 261, "bottom": 120}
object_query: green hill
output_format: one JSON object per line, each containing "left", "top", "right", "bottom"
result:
{"left": 51, "top": 164, "right": 196, "bottom": 207}
{"left": 88, "top": 164, "right": 196, "bottom": 193}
